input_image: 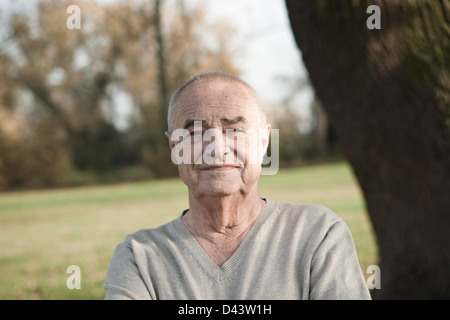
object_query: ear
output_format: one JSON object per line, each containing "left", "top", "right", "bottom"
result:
{"left": 261, "top": 123, "right": 271, "bottom": 156}
{"left": 165, "top": 131, "right": 176, "bottom": 150}
{"left": 260, "top": 123, "right": 272, "bottom": 163}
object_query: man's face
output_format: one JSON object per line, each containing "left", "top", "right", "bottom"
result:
{"left": 167, "top": 80, "right": 270, "bottom": 198}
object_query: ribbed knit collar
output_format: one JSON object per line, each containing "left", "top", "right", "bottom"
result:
{"left": 172, "top": 198, "right": 277, "bottom": 281}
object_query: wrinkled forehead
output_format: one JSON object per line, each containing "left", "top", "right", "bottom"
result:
{"left": 174, "top": 80, "right": 260, "bottom": 124}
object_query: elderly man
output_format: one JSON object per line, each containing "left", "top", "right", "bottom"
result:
{"left": 103, "top": 72, "right": 371, "bottom": 300}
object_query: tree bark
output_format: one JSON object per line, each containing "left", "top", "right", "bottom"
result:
{"left": 285, "top": 0, "right": 450, "bottom": 299}
{"left": 154, "top": 0, "right": 169, "bottom": 128}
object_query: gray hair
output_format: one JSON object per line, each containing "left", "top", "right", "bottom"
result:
{"left": 167, "top": 71, "right": 266, "bottom": 132}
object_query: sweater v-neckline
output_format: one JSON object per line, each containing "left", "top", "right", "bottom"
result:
{"left": 173, "top": 199, "right": 276, "bottom": 281}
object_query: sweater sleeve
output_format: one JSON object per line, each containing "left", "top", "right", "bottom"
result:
{"left": 103, "top": 240, "right": 152, "bottom": 300}
{"left": 309, "top": 219, "right": 371, "bottom": 300}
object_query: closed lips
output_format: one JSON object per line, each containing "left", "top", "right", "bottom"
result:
{"left": 198, "top": 165, "right": 240, "bottom": 170}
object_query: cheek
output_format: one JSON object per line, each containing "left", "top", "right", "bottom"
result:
{"left": 238, "top": 139, "right": 251, "bottom": 165}
{"left": 178, "top": 164, "right": 197, "bottom": 185}
{"left": 175, "top": 136, "right": 203, "bottom": 165}
{"left": 238, "top": 132, "right": 262, "bottom": 165}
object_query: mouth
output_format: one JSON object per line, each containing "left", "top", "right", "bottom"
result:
{"left": 198, "top": 165, "right": 240, "bottom": 171}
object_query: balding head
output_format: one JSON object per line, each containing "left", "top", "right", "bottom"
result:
{"left": 164, "top": 71, "right": 272, "bottom": 196}
{"left": 167, "top": 72, "right": 266, "bottom": 133}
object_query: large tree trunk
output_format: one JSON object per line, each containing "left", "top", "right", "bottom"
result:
{"left": 285, "top": 0, "right": 450, "bottom": 299}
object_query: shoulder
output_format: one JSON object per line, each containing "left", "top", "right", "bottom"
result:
{"left": 263, "top": 200, "right": 346, "bottom": 244}
{"left": 115, "top": 219, "right": 179, "bottom": 254}
{"left": 269, "top": 199, "right": 341, "bottom": 226}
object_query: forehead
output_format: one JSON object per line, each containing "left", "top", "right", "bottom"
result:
{"left": 174, "top": 80, "right": 258, "bottom": 124}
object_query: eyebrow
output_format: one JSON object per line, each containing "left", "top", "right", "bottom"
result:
{"left": 183, "top": 116, "right": 246, "bottom": 129}
{"left": 183, "top": 119, "right": 202, "bottom": 130}
{"left": 221, "top": 116, "right": 246, "bottom": 125}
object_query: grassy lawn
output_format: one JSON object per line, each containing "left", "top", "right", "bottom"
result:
{"left": 0, "top": 162, "right": 378, "bottom": 299}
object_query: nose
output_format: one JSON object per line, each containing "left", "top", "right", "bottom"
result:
{"left": 203, "top": 129, "right": 232, "bottom": 164}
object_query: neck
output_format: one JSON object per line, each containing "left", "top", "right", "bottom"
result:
{"left": 181, "top": 190, "right": 266, "bottom": 266}
{"left": 184, "top": 190, "right": 265, "bottom": 236}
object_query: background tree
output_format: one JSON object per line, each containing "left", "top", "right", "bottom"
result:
{"left": 272, "top": 75, "right": 340, "bottom": 165}
{"left": 285, "top": 0, "right": 450, "bottom": 298}
{"left": 0, "top": 0, "right": 239, "bottom": 188}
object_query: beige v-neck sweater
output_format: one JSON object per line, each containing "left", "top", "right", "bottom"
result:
{"left": 103, "top": 199, "right": 371, "bottom": 300}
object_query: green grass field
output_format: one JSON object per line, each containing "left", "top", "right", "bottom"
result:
{"left": 0, "top": 162, "right": 378, "bottom": 299}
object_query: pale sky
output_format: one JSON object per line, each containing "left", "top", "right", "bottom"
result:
{"left": 1, "top": 0, "right": 315, "bottom": 127}
{"left": 98, "top": 0, "right": 315, "bottom": 114}
{"left": 187, "top": 0, "right": 314, "bottom": 110}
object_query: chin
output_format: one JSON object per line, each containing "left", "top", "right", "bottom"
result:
{"left": 197, "top": 182, "right": 240, "bottom": 197}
